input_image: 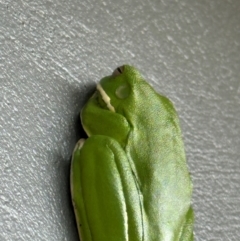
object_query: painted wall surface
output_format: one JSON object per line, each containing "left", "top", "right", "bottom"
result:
{"left": 1, "top": 0, "right": 240, "bottom": 240}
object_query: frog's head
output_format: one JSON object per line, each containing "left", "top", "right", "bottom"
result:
{"left": 81, "top": 65, "right": 145, "bottom": 143}
{"left": 96, "top": 65, "right": 144, "bottom": 116}
{"left": 81, "top": 65, "right": 159, "bottom": 143}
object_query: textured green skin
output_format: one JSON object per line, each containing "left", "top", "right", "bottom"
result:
{"left": 71, "top": 65, "right": 194, "bottom": 241}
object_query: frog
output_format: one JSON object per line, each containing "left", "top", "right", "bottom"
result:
{"left": 70, "top": 65, "right": 194, "bottom": 241}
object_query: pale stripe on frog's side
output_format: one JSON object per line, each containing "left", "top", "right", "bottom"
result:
{"left": 96, "top": 83, "right": 115, "bottom": 112}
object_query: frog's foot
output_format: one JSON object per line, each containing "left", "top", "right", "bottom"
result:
{"left": 179, "top": 206, "right": 194, "bottom": 241}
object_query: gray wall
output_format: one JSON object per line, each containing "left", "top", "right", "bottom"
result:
{"left": 1, "top": 0, "right": 240, "bottom": 240}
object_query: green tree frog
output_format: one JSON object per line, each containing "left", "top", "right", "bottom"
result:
{"left": 71, "top": 65, "right": 194, "bottom": 241}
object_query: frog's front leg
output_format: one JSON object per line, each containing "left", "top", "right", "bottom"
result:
{"left": 81, "top": 95, "right": 130, "bottom": 147}
{"left": 71, "top": 135, "right": 143, "bottom": 241}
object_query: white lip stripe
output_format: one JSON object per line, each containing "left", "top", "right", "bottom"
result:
{"left": 96, "top": 84, "right": 115, "bottom": 112}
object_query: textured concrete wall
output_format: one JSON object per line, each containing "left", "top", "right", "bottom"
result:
{"left": 1, "top": 0, "right": 240, "bottom": 240}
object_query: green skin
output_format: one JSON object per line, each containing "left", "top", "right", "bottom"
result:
{"left": 71, "top": 65, "right": 194, "bottom": 241}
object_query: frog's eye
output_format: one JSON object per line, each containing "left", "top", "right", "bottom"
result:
{"left": 112, "top": 66, "right": 124, "bottom": 77}
{"left": 115, "top": 84, "right": 130, "bottom": 99}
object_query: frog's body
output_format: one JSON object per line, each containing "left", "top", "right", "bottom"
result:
{"left": 71, "top": 65, "right": 194, "bottom": 241}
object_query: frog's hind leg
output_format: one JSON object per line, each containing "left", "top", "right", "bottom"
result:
{"left": 179, "top": 206, "right": 194, "bottom": 241}
{"left": 71, "top": 135, "right": 143, "bottom": 241}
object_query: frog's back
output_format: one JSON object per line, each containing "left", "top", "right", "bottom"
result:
{"left": 125, "top": 81, "right": 193, "bottom": 241}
